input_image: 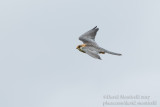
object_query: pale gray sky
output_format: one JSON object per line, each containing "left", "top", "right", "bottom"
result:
{"left": 0, "top": 0, "right": 160, "bottom": 107}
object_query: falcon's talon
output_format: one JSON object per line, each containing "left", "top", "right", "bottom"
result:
{"left": 99, "top": 52, "right": 105, "bottom": 54}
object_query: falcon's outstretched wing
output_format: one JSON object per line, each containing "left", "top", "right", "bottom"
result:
{"left": 79, "top": 26, "right": 99, "bottom": 46}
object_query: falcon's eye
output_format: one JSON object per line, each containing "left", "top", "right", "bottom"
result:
{"left": 76, "top": 45, "right": 80, "bottom": 49}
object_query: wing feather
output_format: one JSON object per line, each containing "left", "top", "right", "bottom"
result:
{"left": 82, "top": 47, "right": 101, "bottom": 60}
{"left": 79, "top": 26, "right": 99, "bottom": 46}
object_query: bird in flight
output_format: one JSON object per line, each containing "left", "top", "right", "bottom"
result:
{"left": 76, "top": 26, "right": 122, "bottom": 60}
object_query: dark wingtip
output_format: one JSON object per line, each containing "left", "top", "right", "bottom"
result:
{"left": 93, "top": 26, "right": 97, "bottom": 29}
{"left": 119, "top": 54, "right": 122, "bottom": 56}
{"left": 92, "top": 26, "right": 99, "bottom": 32}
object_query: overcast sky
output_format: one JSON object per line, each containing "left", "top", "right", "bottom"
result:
{"left": 0, "top": 0, "right": 160, "bottom": 107}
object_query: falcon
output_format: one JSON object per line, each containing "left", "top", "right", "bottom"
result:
{"left": 76, "top": 26, "right": 122, "bottom": 60}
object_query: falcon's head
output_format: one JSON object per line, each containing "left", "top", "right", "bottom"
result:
{"left": 76, "top": 44, "right": 86, "bottom": 53}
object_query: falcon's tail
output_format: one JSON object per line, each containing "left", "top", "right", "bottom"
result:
{"left": 104, "top": 50, "right": 122, "bottom": 56}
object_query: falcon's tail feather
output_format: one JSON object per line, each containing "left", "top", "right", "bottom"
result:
{"left": 105, "top": 50, "right": 122, "bottom": 56}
